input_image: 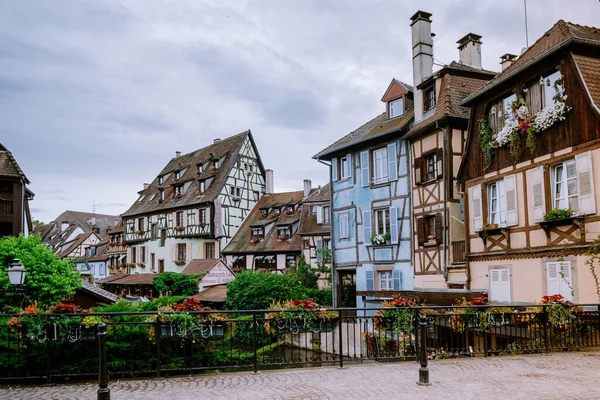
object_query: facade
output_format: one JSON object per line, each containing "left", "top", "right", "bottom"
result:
{"left": 314, "top": 79, "right": 414, "bottom": 308}
{"left": 222, "top": 190, "right": 305, "bottom": 273}
{"left": 106, "top": 221, "right": 127, "bottom": 274}
{"left": 121, "top": 131, "right": 266, "bottom": 275}
{"left": 181, "top": 259, "right": 235, "bottom": 292}
{"left": 299, "top": 181, "right": 331, "bottom": 268}
{"left": 459, "top": 20, "right": 600, "bottom": 304}
{"left": 0, "top": 144, "right": 33, "bottom": 238}
{"left": 405, "top": 12, "right": 496, "bottom": 290}
{"left": 74, "top": 240, "right": 111, "bottom": 282}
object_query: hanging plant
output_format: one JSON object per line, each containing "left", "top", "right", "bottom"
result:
{"left": 479, "top": 118, "right": 494, "bottom": 170}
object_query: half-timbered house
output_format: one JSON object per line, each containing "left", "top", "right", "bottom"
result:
{"left": 106, "top": 221, "right": 127, "bottom": 274}
{"left": 314, "top": 79, "right": 414, "bottom": 308}
{"left": 299, "top": 180, "right": 331, "bottom": 269}
{"left": 405, "top": 11, "right": 495, "bottom": 290}
{"left": 458, "top": 20, "right": 600, "bottom": 303}
{"left": 0, "top": 143, "right": 33, "bottom": 238}
{"left": 121, "top": 131, "right": 266, "bottom": 274}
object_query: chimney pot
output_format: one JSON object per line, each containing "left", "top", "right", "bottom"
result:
{"left": 499, "top": 53, "right": 518, "bottom": 71}
{"left": 303, "top": 179, "right": 312, "bottom": 198}
{"left": 457, "top": 33, "right": 482, "bottom": 69}
{"left": 175, "top": 151, "right": 181, "bottom": 158}
{"left": 214, "top": 138, "right": 221, "bottom": 144}
{"left": 411, "top": 10, "right": 434, "bottom": 122}
{"left": 265, "top": 169, "right": 274, "bottom": 195}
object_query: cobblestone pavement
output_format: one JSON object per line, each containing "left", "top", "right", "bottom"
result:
{"left": 2, "top": 352, "right": 600, "bottom": 400}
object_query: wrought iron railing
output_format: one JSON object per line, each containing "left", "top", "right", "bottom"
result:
{"left": 0, "top": 304, "right": 599, "bottom": 383}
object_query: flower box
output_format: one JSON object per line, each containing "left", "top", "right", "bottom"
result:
{"left": 232, "top": 196, "right": 241, "bottom": 202}
{"left": 174, "top": 226, "right": 185, "bottom": 232}
{"left": 276, "top": 317, "right": 307, "bottom": 334}
{"left": 161, "top": 324, "right": 176, "bottom": 337}
{"left": 175, "top": 260, "right": 186, "bottom": 266}
{"left": 193, "top": 321, "right": 225, "bottom": 338}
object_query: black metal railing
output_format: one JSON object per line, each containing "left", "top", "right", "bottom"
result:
{"left": 1, "top": 304, "right": 599, "bottom": 383}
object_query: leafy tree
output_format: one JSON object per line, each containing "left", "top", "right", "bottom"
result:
{"left": 153, "top": 272, "right": 204, "bottom": 296}
{"left": 0, "top": 235, "right": 81, "bottom": 308}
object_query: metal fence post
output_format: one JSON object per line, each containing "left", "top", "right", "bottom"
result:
{"left": 543, "top": 305, "right": 549, "bottom": 353}
{"left": 416, "top": 313, "right": 431, "bottom": 386}
{"left": 252, "top": 311, "right": 258, "bottom": 374}
{"left": 155, "top": 320, "right": 162, "bottom": 378}
{"left": 97, "top": 322, "right": 110, "bottom": 400}
{"left": 338, "top": 313, "right": 344, "bottom": 368}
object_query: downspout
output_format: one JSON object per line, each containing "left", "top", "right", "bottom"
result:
{"left": 317, "top": 157, "right": 336, "bottom": 307}
{"left": 437, "top": 122, "right": 449, "bottom": 283}
{"left": 21, "top": 177, "right": 25, "bottom": 236}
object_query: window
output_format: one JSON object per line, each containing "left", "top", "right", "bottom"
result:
{"left": 198, "top": 163, "right": 203, "bottom": 174}
{"left": 151, "top": 224, "right": 157, "bottom": 240}
{"left": 253, "top": 191, "right": 260, "bottom": 201}
{"left": 278, "top": 226, "right": 291, "bottom": 239}
{"left": 375, "top": 209, "right": 389, "bottom": 235}
{"left": 159, "top": 189, "right": 165, "bottom": 201}
{"left": 260, "top": 208, "right": 269, "bottom": 218}
{"left": 177, "top": 243, "right": 186, "bottom": 261}
{"left": 551, "top": 160, "right": 578, "bottom": 210}
{"left": 423, "top": 215, "right": 436, "bottom": 242}
{"left": 244, "top": 163, "right": 252, "bottom": 172}
{"left": 547, "top": 261, "right": 572, "bottom": 301}
{"left": 204, "top": 242, "right": 215, "bottom": 259}
{"left": 389, "top": 98, "right": 404, "bottom": 118}
{"left": 0, "top": 200, "right": 13, "bottom": 214}
{"left": 199, "top": 180, "right": 206, "bottom": 194}
{"left": 199, "top": 208, "right": 207, "bottom": 225}
{"left": 251, "top": 227, "right": 264, "bottom": 239}
{"left": 339, "top": 213, "right": 350, "bottom": 239}
{"left": 378, "top": 271, "right": 393, "bottom": 291}
{"left": 176, "top": 211, "right": 184, "bottom": 227}
{"left": 490, "top": 268, "right": 511, "bottom": 302}
{"left": 424, "top": 86, "right": 436, "bottom": 112}
{"left": 158, "top": 176, "right": 163, "bottom": 185}
{"left": 426, "top": 153, "right": 437, "bottom": 181}
{"left": 138, "top": 217, "right": 145, "bottom": 232}
{"left": 323, "top": 206, "right": 330, "bottom": 225}
{"left": 140, "top": 246, "right": 146, "bottom": 263}
{"left": 286, "top": 255, "right": 296, "bottom": 268}
{"left": 340, "top": 156, "right": 350, "bottom": 180}
{"left": 372, "top": 147, "right": 389, "bottom": 184}
{"left": 487, "top": 180, "right": 507, "bottom": 226}
{"left": 0, "top": 182, "right": 13, "bottom": 193}
{"left": 214, "top": 159, "right": 220, "bottom": 169}
{"left": 174, "top": 170, "right": 181, "bottom": 180}
{"left": 543, "top": 70, "right": 562, "bottom": 109}
{"left": 502, "top": 94, "right": 517, "bottom": 124}
{"left": 230, "top": 186, "right": 241, "bottom": 197}
{"left": 159, "top": 229, "right": 166, "bottom": 247}
{"left": 131, "top": 247, "right": 137, "bottom": 263}
{"left": 175, "top": 185, "right": 184, "bottom": 197}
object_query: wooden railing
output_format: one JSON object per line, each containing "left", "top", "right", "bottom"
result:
{"left": 452, "top": 240, "right": 466, "bottom": 263}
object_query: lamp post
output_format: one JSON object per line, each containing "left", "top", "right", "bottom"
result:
{"left": 2, "top": 258, "right": 26, "bottom": 294}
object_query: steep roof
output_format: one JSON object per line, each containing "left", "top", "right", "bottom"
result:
{"left": 299, "top": 184, "right": 330, "bottom": 236}
{"left": 122, "top": 131, "right": 259, "bottom": 217}
{"left": 98, "top": 274, "right": 156, "bottom": 285}
{"left": 191, "top": 285, "right": 228, "bottom": 303}
{"left": 79, "top": 282, "right": 119, "bottom": 303}
{"left": 407, "top": 63, "right": 495, "bottom": 136}
{"left": 314, "top": 80, "right": 414, "bottom": 159}
{"left": 573, "top": 54, "right": 600, "bottom": 113}
{"left": 463, "top": 20, "right": 600, "bottom": 105}
{"left": 181, "top": 259, "right": 227, "bottom": 275}
{"left": 0, "top": 144, "right": 29, "bottom": 183}
{"left": 222, "top": 191, "right": 304, "bottom": 254}
{"left": 52, "top": 210, "right": 120, "bottom": 237}
{"left": 58, "top": 232, "right": 96, "bottom": 258}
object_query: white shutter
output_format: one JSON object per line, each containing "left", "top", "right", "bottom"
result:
{"left": 360, "top": 151, "right": 370, "bottom": 187}
{"left": 331, "top": 157, "right": 338, "bottom": 181}
{"left": 576, "top": 152, "right": 595, "bottom": 215}
{"left": 490, "top": 269, "right": 510, "bottom": 302}
{"left": 387, "top": 143, "right": 398, "bottom": 182}
{"left": 346, "top": 153, "right": 353, "bottom": 179}
{"left": 392, "top": 269, "right": 401, "bottom": 290}
{"left": 559, "top": 262, "right": 573, "bottom": 301}
{"left": 316, "top": 240, "right": 323, "bottom": 262}
{"left": 316, "top": 206, "right": 323, "bottom": 224}
{"left": 389, "top": 207, "right": 398, "bottom": 244}
{"left": 547, "top": 262, "right": 561, "bottom": 297}
{"left": 504, "top": 174, "right": 519, "bottom": 226}
{"left": 366, "top": 270, "right": 374, "bottom": 291}
{"left": 339, "top": 214, "right": 349, "bottom": 239}
{"left": 529, "top": 166, "right": 546, "bottom": 222}
{"left": 363, "top": 210, "right": 372, "bottom": 245}
{"left": 470, "top": 184, "right": 483, "bottom": 232}
{"left": 213, "top": 198, "right": 223, "bottom": 237}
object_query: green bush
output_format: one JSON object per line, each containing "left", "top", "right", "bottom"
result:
{"left": 153, "top": 272, "right": 204, "bottom": 296}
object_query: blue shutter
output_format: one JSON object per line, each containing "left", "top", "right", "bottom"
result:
{"left": 331, "top": 157, "right": 338, "bottom": 181}
{"left": 363, "top": 210, "right": 372, "bottom": 245}
{"left": 389, "top": 207, "right": 398, "bottom": 244}
{"left": 346, "top": 153, "right": 353, "bottom": 179}
{"left": 366, "top": 270, "right": 374, "bottom": 291}
{"left": 387, "top": 143, "right": 398, "bottom": 181}
{"left": 392, "top": 270, "right": 401, "bottom": 290}
{"left": 360, "top": 151, "right": 370, "bottom": 187}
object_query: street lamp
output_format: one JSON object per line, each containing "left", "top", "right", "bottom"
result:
{"left": 7, "top": 259, "right": 26, "bottom": 286}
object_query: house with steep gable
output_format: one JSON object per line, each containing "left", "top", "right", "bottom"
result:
{"left": 0, "top": 144, "right": 34, "bottom": 238}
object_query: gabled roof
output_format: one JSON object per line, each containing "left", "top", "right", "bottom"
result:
{"left": 299, "top": 184, "right": 330, "bottom": 236}
{"left": 222, "top": 191, "right": 304, "bottom": 254}
{"left": 122, "top": 131, "right": 262, "bottom": 217}
{"left": 0, "top": 144, "right": 29, "bottom": 183}
{"left": 181, "top": 259, "right": 229, "bottom": 275}
{"left": 463, "top": 20, "right": 600, "bottom": 105}
{"left": 79, "top": 282, "right": 119, "bottom": 304}
{"left": 573, "top": 54, "right": 600, "bottom": 114}
{"left": 58, "top": 232, "right": 97, "bottom": 258}
{"left": 191, "top": 285, "right": 228, "bottom": 303}
{"left": 381, "top": 78, "right": 414, "bottom": 102}
{"left": 98, "top": 274, "right": 156, "bottom": 285}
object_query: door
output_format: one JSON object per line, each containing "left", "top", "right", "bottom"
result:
{"left": 151, "top": 253, "right": 155, "bottom": 271}
{"left": 490, "top": 269, "right": 510, "bottom": 303}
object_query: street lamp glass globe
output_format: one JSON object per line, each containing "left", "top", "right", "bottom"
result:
{"left": 7, "top": 259, "right": 26, "bottom": 286}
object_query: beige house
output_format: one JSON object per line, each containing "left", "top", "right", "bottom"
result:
{"left": 459, "top": 20, "right": 600, "bottom": 304}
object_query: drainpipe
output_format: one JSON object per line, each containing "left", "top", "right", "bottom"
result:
{"left": 317, "top": 157, "right": 336, "bottom": 307}
{"left": 438, "top": 122, "right": 449, "bottom": 283}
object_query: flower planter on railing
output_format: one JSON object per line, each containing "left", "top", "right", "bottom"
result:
{"left": 194, "top": 321, "right": 225, "bottom": 338}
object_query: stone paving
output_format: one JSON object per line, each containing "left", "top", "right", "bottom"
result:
{"left": 2, "top": 351, "right": 600, "bottom": 399}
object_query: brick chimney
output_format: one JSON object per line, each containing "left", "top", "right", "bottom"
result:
{"left": 410, "top": 10, "right": 434, "bottom": 121}
{"left": 457, "top": 33, "right": 483, "bottom": 69}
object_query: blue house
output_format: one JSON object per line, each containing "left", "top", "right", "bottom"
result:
{"left": 314, "top": 80, "right": 414, "bottom": 308}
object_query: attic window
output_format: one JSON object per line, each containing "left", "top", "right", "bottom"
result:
{"left": 137, "top": 195, "right": 145, "bottom": 203}
{"left": 277, "top": 226, "right": 291, "bottom": 239}
{"left": 174, "top": 170, "right": 181, "bottom": 180}
{"left": 389, "top": 98, "right": 404, "bottom": 118}
{"left": 423, "top": 85, "right": 436, "bottom": 112}
{"left": 158, "top": 176, "right": 164, "bottom": 185}
{"left": 198, "top": 163, "right": 203, "bottom": 174}
{"left": 148, "top": 193, "right": 156, "bottom": 202}
{"left": 214, "top": 159, "right": 220, "bottom": 169}
{"left": 260, "top": 208, "right": 269, "bottom": 217}
{"left": 199, "top": 180, "right": 206, "bottom": 194}
{"left": 251, "top": 227, "right": 264, "bottom": 239}
{"left": 159, "top": 189, "right": 165, "bottom": 202}
{"left": 175, "top": 185, "right": 184, "bottom": 197}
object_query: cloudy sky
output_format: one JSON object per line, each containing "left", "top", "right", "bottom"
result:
{"left": 1, "top": 0, "right": 597, "bottom": 222}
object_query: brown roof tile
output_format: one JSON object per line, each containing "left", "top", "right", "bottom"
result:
{"left": 191, "top": 285, "right": 228, "bottom": 303}
{"left": 181, "top": 259, "right": 225, "bottom": 275}
{"left": 574, "top": 54, "right": 600, "bottom": 111}
{"left": 99, "top": 274, "right": 156, "bottom": 285}
{"left": 0, "top": 144, "right": 29, "bottom": 182}
{"left": 299, "top": 184, "right": 331, "bottom": 235}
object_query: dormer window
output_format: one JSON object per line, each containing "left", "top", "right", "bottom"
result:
{"left": 158, "top": 176, "right": 163, "bottom": 185}
{"left": 174, "top": 170, "right": 181, "bottom": 180}
{"left": 389, "top": 97, "right": 404, "bottom": 118}
{"left": 197, "top": 163, "right": 203, "bottom": 174}
{"left": 175, "top": 184, "right": 184, "bottom": 197}
{"left": 260, "top": 208, "right": 269, "bottom": 218}
{"left": 251, "top": 227, "right": 264, "bottom": 239}
{"left": 272, "top": 208, "right": 281, "bottom": 217}
{"left": 214, "top": 159, "right": 220, "bottom": 169}
{"left": 199, "top": 180, "right": 206, "bottom": 194}
{"left": 423, "top": 85, "right": 436, "bottom": 112}
{"left": 159, "top": 189, "right": 165, "bottom": 202}
{"left": 278, "top": 226, "right": 291, "bottom": 239}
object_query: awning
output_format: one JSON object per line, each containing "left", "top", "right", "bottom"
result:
{"left": 254, "top": 255, "right": 264, "bottom": 262}
{"left": 232, "top": 255, "right": 243, "bottom": 262}
{"left": 264, "top": 255, "right": 275, "bottom": 261}
{"left": 119, "top": 254, "right": 126, "bottom": 261}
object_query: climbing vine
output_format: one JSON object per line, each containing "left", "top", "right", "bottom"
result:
{"left": 585, "top": 234, "right": 600, "bottom": 301}
{"left": 479, "top": 118, "right": 494, "bottom": 170}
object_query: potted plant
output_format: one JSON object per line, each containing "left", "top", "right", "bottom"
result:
{"left": 265, "top": 300, "right": 338, "bottom": 334}
{"left": 81, "top": 315, "right": 103, "bottom": 340}
{"left": 371, "top": 231, "right": 391, "bottom": 246}
{"left": 374, "top": 296, "right": 416, "bottom": 333}
{"left": 543, "top": 208, "right": 576, "bottom": 221}
{"left": 174, "top": 226, "right": 185, "bottom": 232}
{"left": 175, "top": 260, "right": 186, "bottom": 266}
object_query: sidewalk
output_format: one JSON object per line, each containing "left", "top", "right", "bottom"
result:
{"left": 2, "top": 351, "right": 600, "bottom": 399}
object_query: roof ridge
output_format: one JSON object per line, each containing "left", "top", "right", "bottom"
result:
{"left": 175, "top": 130, "right": 249, "bottom": 160}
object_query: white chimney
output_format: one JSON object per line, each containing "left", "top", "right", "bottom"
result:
{"left": 61, "top": 221, "right": 69, "bottom": 232}
{"left": 303, "top": 179, "right": 312, "bottom": 198}
{"left": 214, "top": 138, "right": 221, "bottom": 144}
{"left": 410, "top": 10, "right": 434, "bottom": 122}
{"left": 175, "top": 151, "right": 181, "bottom": 158}
{"left": 265, "top": 169, "right": 274, "bottom": 194}
{"left": 499, "top": 53, "right": 517, "bottom": 71}
{"left": 457, "top": 33, "right": 482, "bottom": 69}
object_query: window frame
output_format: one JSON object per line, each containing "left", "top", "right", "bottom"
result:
{"left": 339, "top": 213, "right": 350, "bottom": 239}
{"left": 251, "top": 227, "right": 265, "bottom": 239}
{"left": 389, "top": 97, "right": 404, "bottom": 118}
{"left": 551, "top": 159, "right": 578, "bottom": 210}
{"left": 322, "top": 206, "right": 331, "bottom": 225}
{"left": 177, "top": 243, "right": 186, "bottom": 262}
{"left": 176, "top": 211, "right": 184, "bottom": 227}
{"left": 199, "top": 180, "right": 206, "bottom": 194}
{"left": 423, "top": 85, "right": 436, "bottom": 112}
{"left": 374, "top": 209, "right": 389, "bottom": 236}
{"left": 371, "top": 146, "right": 389, "bottom": 184}
{"left": 339, "top": 156, "right": 349, "bottom": 180}
{"left": 542, "top": 70, "right": 562, "bottom": 109}
{"left": 487, "top": 180, "right": 507, "bottom": 226}
{"left": 426, "top": 152, "right": 437, "bottom": 182}
{"left": 137, "top": 217, "right": 145, "bottom": 232}
{"left": 204, "top": 242, "right": 215, "bottom": 259}
{"left": 199, "top": 208, "right": 207, "bottom": 225}
{"left": 424, "top": 215, "right": 436, "bottom": 242}
{"left": 378, "top": 270, "right": 393, "bottom": 291}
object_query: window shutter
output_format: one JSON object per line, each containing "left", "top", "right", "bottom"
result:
{"left": 339, "top": 213, "right": 349, "bottom": 239}
{"left": 547, "top": 263, "right": 560, "bottom": 297}
{"left": 316, "top": 239, "right": 323, "bottom": 262}
{"left": 435, "top": 213, "right": 443, "bottom": 244}
{"left": 436, "top": 148, "right": 443, "bottom": 179}
{"left": 213, "top": 198, "right": 223, "bottom": 237}
{"left": 389, "top": 207, "right": 398, "bottom": 244}
{"left": 504, "top": 174, "right": 519, "bottom": 226}
{"left": 387, "top": 143, "right": 398, "bottom": 182}
{"left": 365, "top": 270, "right": 374, "bottom": 291}
{"left": 576, "top": 152, "right": 595, "bottom": 215}
{"left": 560, "top": 262, "right": 573, "bottom": 301}
{"left": 490, "top": 269, "right": 511, "bottom": 302}
{"left": 316, "top": 206, "right": 323, "bottom": 224}
{"left": 527, "top": 81, "right": 543, "bottom": 115}
{"left": 417, "top": 217, "right": 425, "bottom": 246}
{"left": 470, "top": 184, "right": 483, "bottom": 232}
{"left": 331, "top": 157, "right": 338, "bottom": 181}
{"left": 529, "top": 166, "right": 546, "bottom": 222}
{"left": 363, "top": 210, "right": 372, "bottom": 245}
{"left": 392, "top": 269, "right": 401, "bottom": 290}
{"left": 414, "top": 157, "right": 422, "bottom": 185}
{"left": 360, "top": 151, "right": 370, "bottom": 187}
{"left": 346, "top": 153, "right": 353, "bottom": 179}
